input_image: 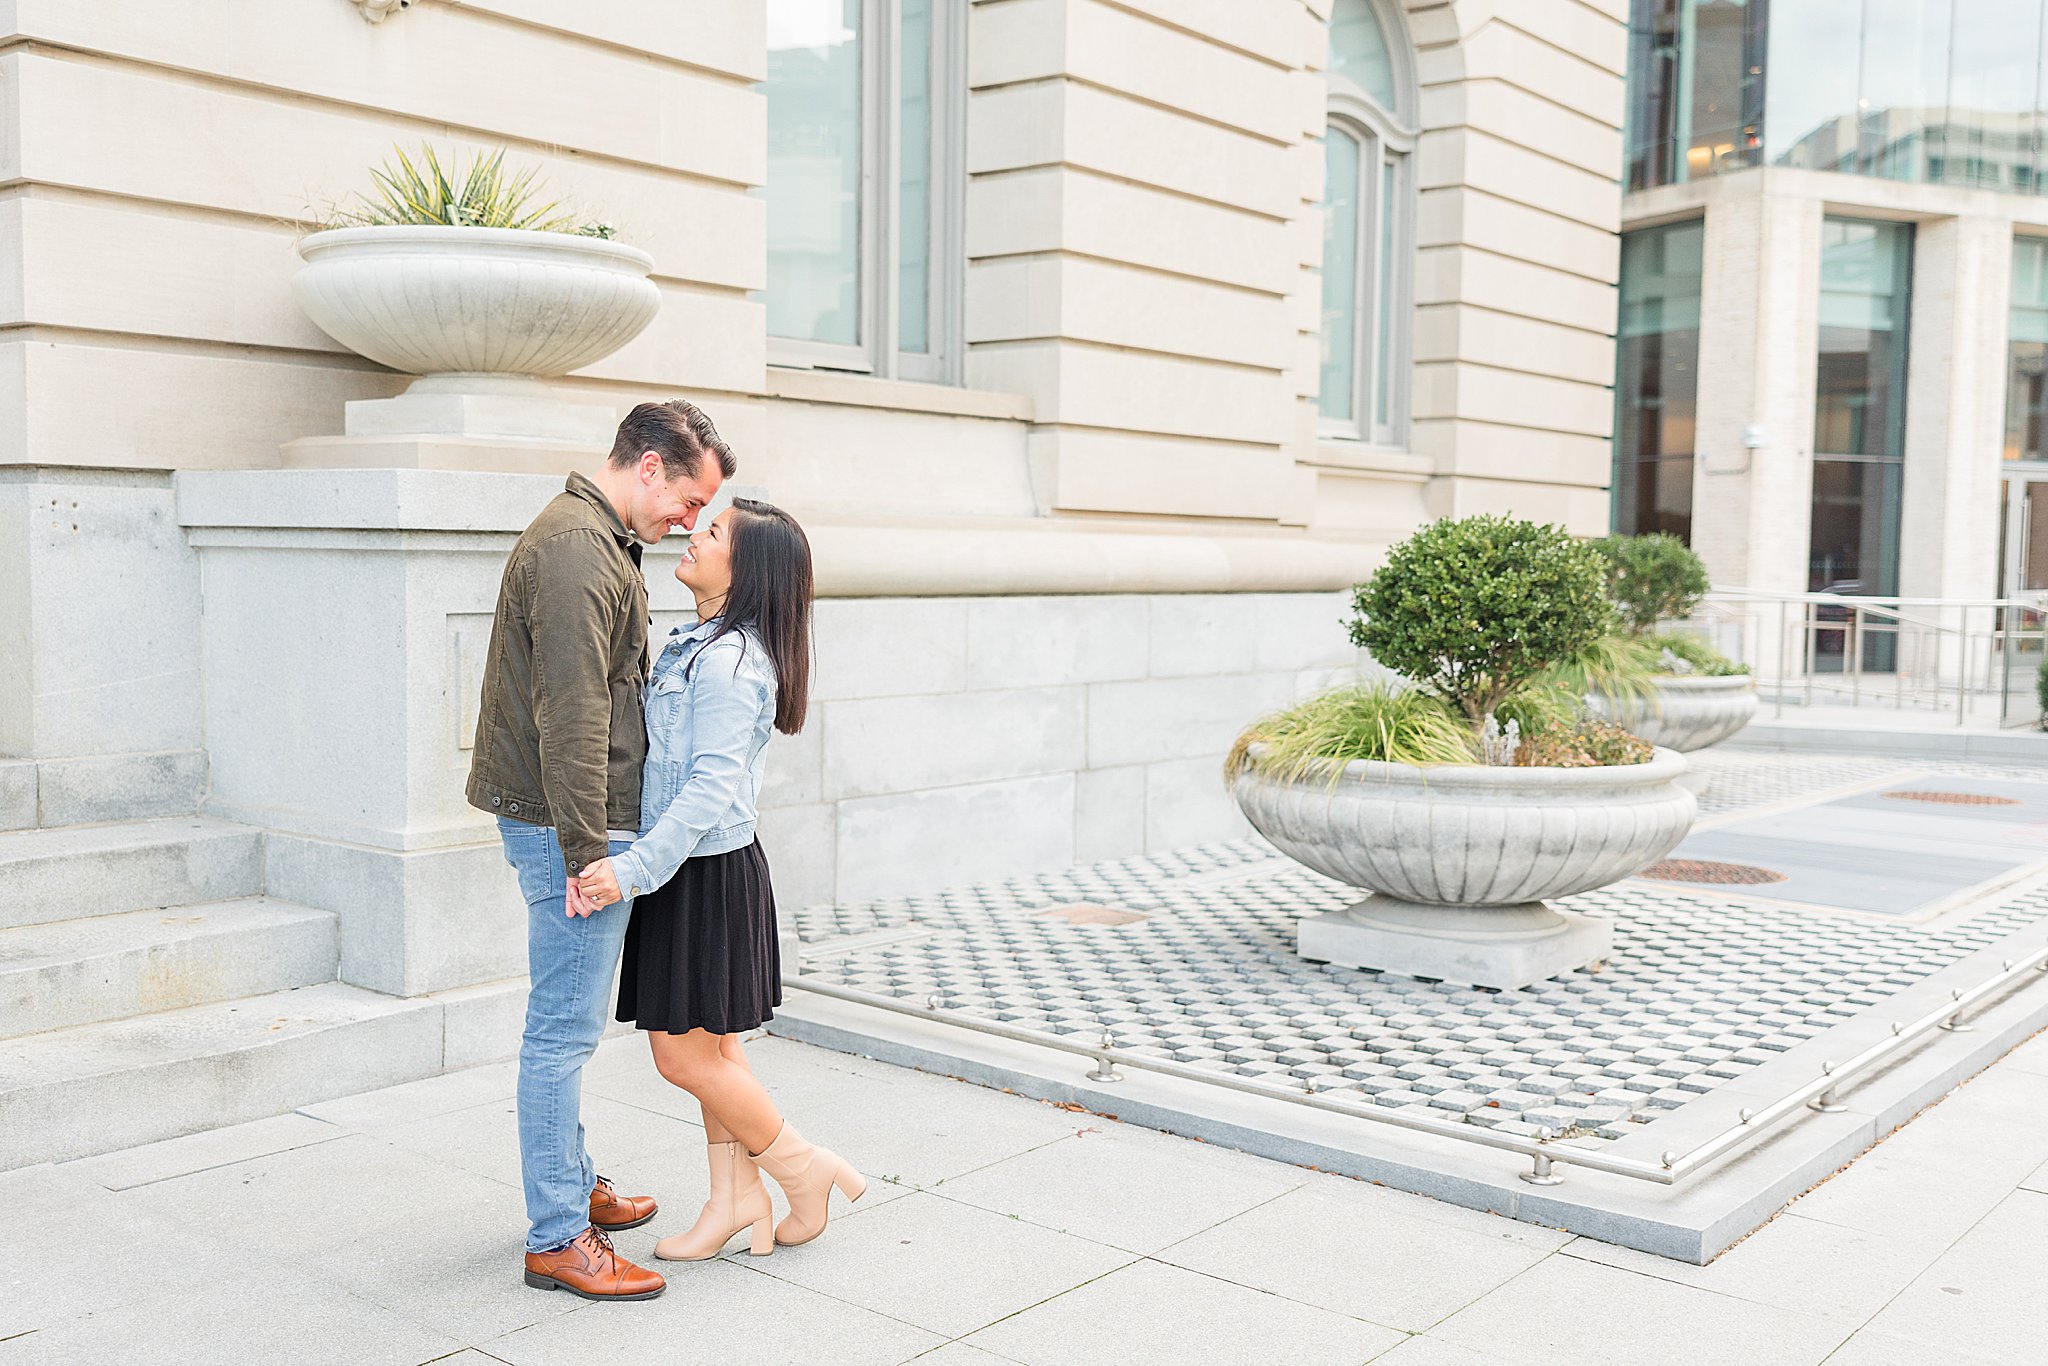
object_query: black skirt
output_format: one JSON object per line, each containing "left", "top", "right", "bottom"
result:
{"left": 616, "top": 841, "right": 782, "bottom": 1035}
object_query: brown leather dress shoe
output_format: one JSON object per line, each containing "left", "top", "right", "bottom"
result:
{"left": 523, "top": 1227, "right": 666, "bottom": 1301}
{"left": 589, "top": 1174, "right": 658, "bottom": 1231}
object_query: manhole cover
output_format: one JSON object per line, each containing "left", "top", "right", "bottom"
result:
{"left": 1036, "top": 902, "right": 1151, "bottom": 926}
{"left": 1880, "top": 790, "right": 2022, "bottom": 807}
{"left": 1640, "top": 859, "right": 1788, "bottom": 886}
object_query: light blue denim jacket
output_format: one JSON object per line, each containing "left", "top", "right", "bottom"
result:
{"left": 608, "top": 616, "right": 776, "bottom": 899}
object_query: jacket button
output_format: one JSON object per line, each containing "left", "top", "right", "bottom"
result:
{"left": 491, "top": 797, "right": 501, "bottom": 807}
{"left": 508, "top": 802, "right": 520, "bottom": 814}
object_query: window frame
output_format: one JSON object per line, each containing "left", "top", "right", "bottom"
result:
{"left": 766, "top": 0, "right": 965, "bottom": 384}
{"left": 1319, "top": 0, "right": 1418, "bottom": 449}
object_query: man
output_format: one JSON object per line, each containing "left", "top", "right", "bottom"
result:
{"left": 468, "top": 399, "right": 735, "bottom": 1301}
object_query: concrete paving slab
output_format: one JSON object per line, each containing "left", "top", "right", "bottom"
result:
{"left": 901, "top": 1345, "right": 1025, "bottom": 1365}
{"left": 307, "top": 1176, "right": 583, "bottom": 1346}
{"left": 1819, "top": 1329, "right": 2016, "bottom": 1366}
{"left": 58, "top": 1110, "right": 344, "bottom": 1190}
{"left": 123, "top": 1132, "right": 523, "bottom": 1260}
{"left": 297, "top": 1058, "right": 522, "bottom": 1131}
{"left": 481, "top": 1256, "right": 945, "bottom": 1366}
{"left": 747, "top": 1190, "right": 1133, "bottom": 1338}
{"left": 0, "top": 1179, "right": 247, "bottom": 1341}
{"left": 1155, "top": 1177, "right": 1565, "bottom": 1333}
{"left": 754, "top": 1061, "right": 1101, "bottom": 1191}
{"left": 961, "top": 1258, "right": 1406, "bottom": 1366}
{"left": 0, "top": 1258, "right": 462, "bottom": 1366}
{"left": 1427, "top": 1253, "right": 1850, "bottom": 1366}
{"left": 1558, "top": 1212, "right": 1943, "bottom": 1326}
{"left": 1854, "top": 1190, "right": 2048, "bottom": 1366}
{"left": 377, "top": 1092, "right": 689, "bottom": 1186}
{"left": 1366, "top": 1339, "right": 1494, "bottom": 1365}
{"left": 930, "top": 1119, "right": 1305, "bottom": 1253}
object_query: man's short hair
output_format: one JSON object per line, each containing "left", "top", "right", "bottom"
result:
{"left": 607, "top": 400, "right": 737, "bottom": 481}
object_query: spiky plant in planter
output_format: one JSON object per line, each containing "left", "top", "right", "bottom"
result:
{"left": 1223, "top": 515, "right": 1696, "bottom": 990}
{"left": 1575, "top": 533, "right": 1759, "bottom": 752}
{"left": 293, "top": 144, "right": 657, "bottom": 385}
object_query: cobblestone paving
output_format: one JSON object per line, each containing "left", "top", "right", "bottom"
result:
{"left": 790, "top": 748, "right": 2048, "bottom": 1142}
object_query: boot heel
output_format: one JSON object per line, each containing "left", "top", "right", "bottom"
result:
{"left": 748, "top": 1214, "right": 775, "bottom": 1256}
{"left": 833, "top": 1163, "right": 868, "bottom": 1203}
{"left": 523, "top": 1271, "right": 559, "bottom": 1292}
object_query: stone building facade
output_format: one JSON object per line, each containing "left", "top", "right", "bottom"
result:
{"left": 0, "top": 0, "right": 1627, "bottom": 1135}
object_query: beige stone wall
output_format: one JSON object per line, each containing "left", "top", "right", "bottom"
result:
{"left": 1396, "top": 0, "right": 1628, "bottom": 535}
{"left": 1, "top": 0, "right": 1627, "bottom": 567}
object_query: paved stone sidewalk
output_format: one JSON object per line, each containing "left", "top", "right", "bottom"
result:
{"left": 3, "top": 1025, "right": 2044, "bottom": 1366}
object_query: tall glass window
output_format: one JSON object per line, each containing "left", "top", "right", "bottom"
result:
{"left": 1810, "top": 218, "right": 1913, "bottom": 597}
{"left": 1625, "top": 0, "right": 1767, "bottom": 191}
{"left": 1612, "top": 220, "right": 1705, "bottom": 541}
{"left": 2006, "top": 237, "right": 2048, "bottom": 461}
{"left": 766, "top": 0, "right": 960, "bottom": 381}
{"left": 1319, "top": 0, "right": 1416, "bottom": 445}
{"left": 1631, "top": 0, "right": 2048, "bottom": 195}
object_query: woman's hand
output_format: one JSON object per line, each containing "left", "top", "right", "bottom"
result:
{"left": 576, "top": 857, "right": 623, "bottom": 911}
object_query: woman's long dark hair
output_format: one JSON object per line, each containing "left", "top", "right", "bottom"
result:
{"left": 687, "top": 498, "right": 813, "bottom": 734}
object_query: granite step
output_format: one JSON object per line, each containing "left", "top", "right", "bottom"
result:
{"left": 0, "top": 817, "right": 262, "bottom": 930}
{"left": 0, "top": 981, "right": 445, "bottom": 1169}
{"left": 0, "top": 899, "right": 338, "bottom": 1040}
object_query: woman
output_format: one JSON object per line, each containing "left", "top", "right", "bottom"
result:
{"left": 575, "top": 498, "right": 864, "bottom": 1261}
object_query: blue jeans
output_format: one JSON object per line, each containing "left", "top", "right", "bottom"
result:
{"left": 498, "top": 818, "right": 634, "bottom": 1254}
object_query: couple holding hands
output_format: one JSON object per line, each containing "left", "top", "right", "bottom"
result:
{"left": 465, "top": 400, "right": 863, "bottom": 1301}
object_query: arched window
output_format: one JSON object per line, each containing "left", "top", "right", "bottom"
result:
{"left": 1320, "top": 0, "right": 1417, "bottom": 444}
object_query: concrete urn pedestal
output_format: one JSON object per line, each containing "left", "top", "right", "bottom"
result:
{"left": 1589, "top": 675, "right": 1759, "bottom": 753}
{"left": 1230, "top": 749, "right": 1696, "bottom": 990}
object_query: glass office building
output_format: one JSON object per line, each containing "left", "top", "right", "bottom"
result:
{"left": 1616, "top": 0, "right": 2048, "bottom": 639}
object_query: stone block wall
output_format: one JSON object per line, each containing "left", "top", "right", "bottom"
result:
{"left": 766, "top": 591, "right": 1361, "bottom": 907}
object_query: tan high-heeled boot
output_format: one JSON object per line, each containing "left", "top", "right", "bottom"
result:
{"left": 750, "top": 1122, "right": 867, "bottom": 1247}
{"left": 654, "top": 1118, "right": 774, "bottom": 1261}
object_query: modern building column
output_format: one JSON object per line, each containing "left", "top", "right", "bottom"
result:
{"left": 1899, "top": 213, "right": 2010, "bottom": 604}
{"left": 1688, "top": 180, "right": 1823, "bottom": 672}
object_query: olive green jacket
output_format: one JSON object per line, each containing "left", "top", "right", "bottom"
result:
{"left": 466, "top": 473, "right": 649, "bottom": 875}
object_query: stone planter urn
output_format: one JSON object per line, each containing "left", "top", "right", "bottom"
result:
{"left": 1230, "top": 748, "right": 1696, "bottom": 989}
{"left": 293, "top": 225, "right": 660, "bottom": 390}
{"left": 1588, "top": 675, "right": 1758, "bottom": 753}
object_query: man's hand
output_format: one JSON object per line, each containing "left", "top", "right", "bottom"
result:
{"left": 577, "top": 856, "right": 623, "bottom": 910}
{"left": 564, "top": 877, "right": 600, "bottom": 919}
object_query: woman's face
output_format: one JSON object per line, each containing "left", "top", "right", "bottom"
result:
{"left": 675, "top": 506, "right": 737, "bottom": 598}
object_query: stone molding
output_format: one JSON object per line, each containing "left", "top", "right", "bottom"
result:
{"left": 351, "top": 0, "right": 410, "bottom": 23}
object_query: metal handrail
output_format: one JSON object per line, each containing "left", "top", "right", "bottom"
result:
{"left": 1684, "top": 587, "right": 2048, "bottom": 728}
{"left": 785, "top": 937, "right": 2048, "bottom": 1187}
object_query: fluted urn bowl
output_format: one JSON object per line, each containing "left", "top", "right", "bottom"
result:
{"left": 1229, "top": 747, "right": 1696, "bottom": 988}
{"left": 293, "top": 226, "right": 660, "bottom": 381}
{"left": 1587, "top": 675, "right": 1758, "bottom": 753}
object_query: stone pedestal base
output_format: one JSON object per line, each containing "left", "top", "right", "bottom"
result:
{"left": 1298, "top": 894, "right": 1613, "bottom": 991}
{"left": 279, "top": 377, "right": 616, "bottom": 472}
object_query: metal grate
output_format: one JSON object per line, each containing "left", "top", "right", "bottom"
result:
{"left": 1880, "top": 790, "right": 2022, "bottom": 807}
{"left": 1640, "top": 859, "right": 1788, "bottom": 886}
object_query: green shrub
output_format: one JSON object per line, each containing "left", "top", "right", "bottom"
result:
{"left": 1593, "top": 534, "right": 1711, "bottom": 635}
{"left": 2038, "top": 654, "right": 2048, "bottom": 728}
{"left": 1513, "top": 719, "right": 1654, "bottom": 768}
{"left": 319, "top": 144, "right": 616, "bottom": 238}
{"left": 1653, "top": 630, "right": 1750, "bottom": 677}
{"left": 1225, "top": 683, "right": 1476, "bottom": 784}
{"left": 1348, "top": 515, "right": 1614, "bottom": 725}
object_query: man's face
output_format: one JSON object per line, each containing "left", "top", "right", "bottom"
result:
{"left": 627, "top": 451, "right": 723, "bottom": 545}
